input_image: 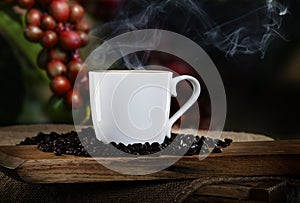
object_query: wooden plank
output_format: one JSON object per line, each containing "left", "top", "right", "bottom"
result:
{"left": 187, "top": 181, "right": 286, "bottom": 202}
{"left": 184, "top": 196, "right": 264, "bottom": 203}
{"left": 1, "top": 139, "right": 300, "bottom": 183}
{"left": 194, "top": 184, "right": 251, "bottom": 200}
{"left": 250, "top": 180, "right": 286, "bottom": 202}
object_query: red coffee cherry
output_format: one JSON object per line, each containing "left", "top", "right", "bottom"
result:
{"left": 76, "top": 30, "right": 89, "bottom": 47}
{"left": 66, "top": 59, "right": 85, "bottom": 83}
{"left": 69, "top": 3, "right": 84, "bottom": 22}
{"left": 41, "top": 30, "right": 58, "bottom": 48}
{"left": 18, "top": 0, "right": 35, "bottom": 8}
{"left": 75, "top": 20, "right": 90, "bottom": 33}
{"left": 41, "top": 14, "right": 57, "bottom": 30}
{"left": 48, "top": 46, "right": 68, "bottom": 63}
{"left": 51, "top": 76, "right": 71, "bottom": 95}
{"left": 64, "top": 89, "right": 82, "bottom": 109}
{"left": 59, "top": 30, "right": 81, "bottom": 50}
{"left": 49, "top": 0, "right": 70, "bottom": 22}
{"left": 26, "top": 8, "right": 42, "bottom": 26}
{"left": 24, "top": 25, "right": 43, "bottom": 42}
{"left": 47, "top": 59, "right": 67, "bottom": 78}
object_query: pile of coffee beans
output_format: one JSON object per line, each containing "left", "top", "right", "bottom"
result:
{"left": 18, "top": 127, "right": 233, "bottom": 157}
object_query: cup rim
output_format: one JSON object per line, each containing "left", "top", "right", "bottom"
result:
{"left": 89, "top": 70, "right": 171, "bottom": 74}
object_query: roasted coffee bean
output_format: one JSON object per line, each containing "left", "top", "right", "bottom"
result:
{"left": 194, "top": 135, "right": 200, "bottom": 143}
{"left": 160, "top": 143, "right": 168, "bottom": 149}
{"left": 54, "top": 149, "right": 62, "bottom": 156}
{"left": 18, "top": 127, "right": 232, "bottom": 157}
{"left": 144, "top": 142, "right": 150, "bottom": 148}
{"left": 199, "top": 147, "right": 209, "bottom": 154}
{"left": 122, "top": 148, "right": 131, "bottom": 154}
{"left": 151, "top": 142, "right": 160, "bottom": 148}
{"left": 185, "top": 134, "right": 195, "bottom": 143}
{"left": 196, "top": 139, "right": 204, "bottom": 146}
{"left": 117, "top": 143, "right": 125, "bottom": 149}
{"left": 65, "top": 150, "right": 73, "bottom": 154}
{"left": 217, "top": 140, "right": 229, "bottom": 148}
{"left": 110, "top": 142, "right": 117, "bottom": 147}
{"left": 132, "top": 143, "right": 142, "bottom": 151}
{"left": 24, "top": 137, "right": 31, "bottom": 144}
{"left": 186, "top": 145, "right": 197, "bottom": 156}
{"left": 204, "top": 137, "right": 217, "bottom": 147}
{"left": 212, "top": 147, "right": 223, "bottom": 153}
{"left": 224, "top": 138, "right": 233, "bottom": 145}
{"left": 163, "top": 136, "right": 172, "bottom": 145}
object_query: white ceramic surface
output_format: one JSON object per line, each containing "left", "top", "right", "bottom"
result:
{"left": 89, "top": 70, "right": 201, "bottom": 144}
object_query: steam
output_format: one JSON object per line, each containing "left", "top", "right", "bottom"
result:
{"left": 91, "top": 0, "right": 289, "bottom": 69}
{"left": 204, "top": 0, "right": 289, "bottom": 57}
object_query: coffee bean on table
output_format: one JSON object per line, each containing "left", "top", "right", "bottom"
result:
{"left": 224, "top": 138, "right": 233, "bottom": 145}
{"left": 212, "top": 147, "right": 223, "bottom": 153}
{"left": 54, "top": 149, "right": 62, "bottom": 156}
{"left": 18, "top": 127, "right": 233, "bottom": 157}
{"left": 217, "top": 140, "right": 229, "bottom": 148}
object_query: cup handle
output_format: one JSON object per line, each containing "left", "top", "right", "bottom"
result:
{"left": 168, "top": 75, "right": 201, "bottom": 137}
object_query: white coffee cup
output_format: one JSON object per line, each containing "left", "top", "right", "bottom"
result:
{"left": 89, "top": 70, "right": 201, "bottom": 144}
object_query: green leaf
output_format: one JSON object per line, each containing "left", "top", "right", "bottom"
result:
{"left": 0, "top": 7, "right": 50, "bottom": 92}
{"left": 0, "top": 7, "right": 53, "bottom": 123}
{"left": 0, "top": 9, "right": 40, "bottom": 68}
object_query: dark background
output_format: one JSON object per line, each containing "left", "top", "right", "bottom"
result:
{"left": 0, "top": 0, "right": 300, "bottom": 139}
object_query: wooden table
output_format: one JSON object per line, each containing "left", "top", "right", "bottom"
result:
{"left": 0, "top": 125, "right": 299, "bottom": 202}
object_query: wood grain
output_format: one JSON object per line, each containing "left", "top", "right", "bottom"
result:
{"left": 1, "top": 139, "right": 300, "bottom": 183}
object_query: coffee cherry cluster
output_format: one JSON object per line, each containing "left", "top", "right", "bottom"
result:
{"left": 11, "top": 0, "right": 90, "bottom": 109}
